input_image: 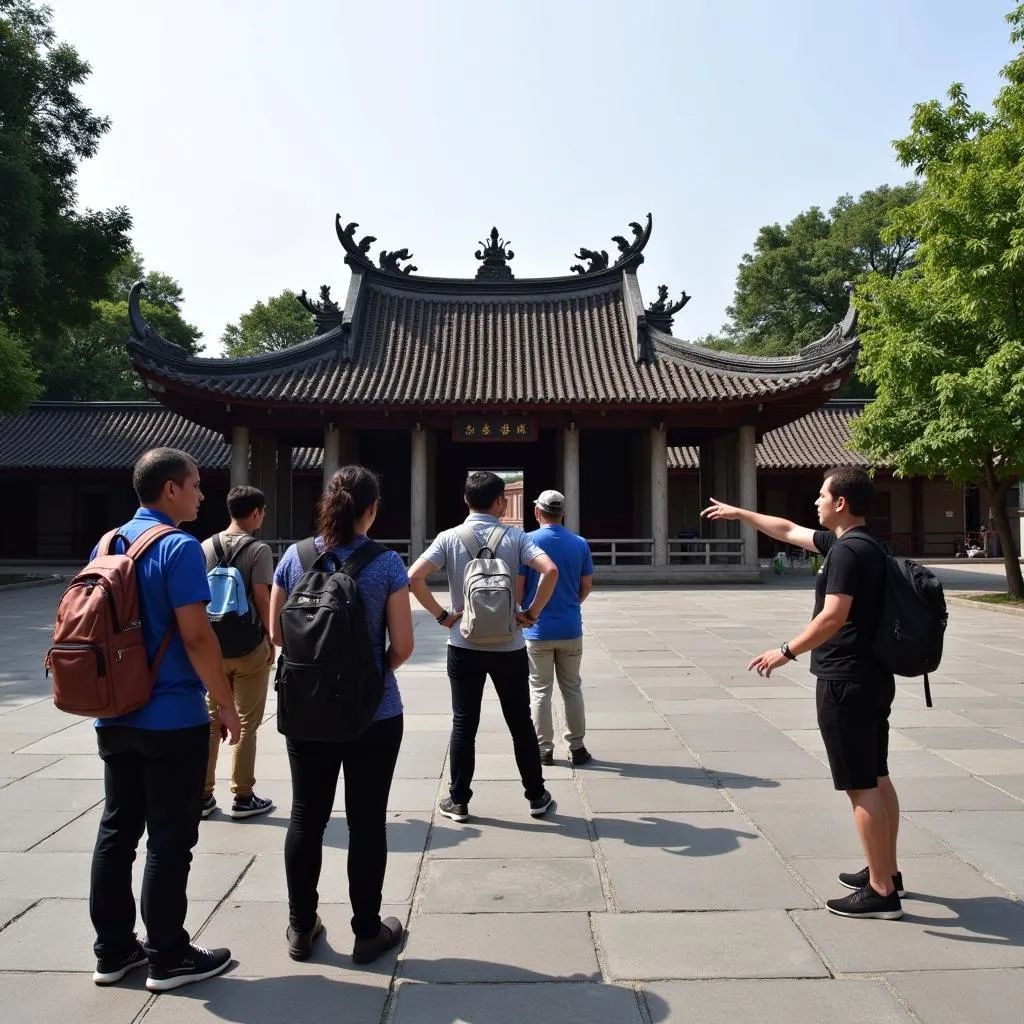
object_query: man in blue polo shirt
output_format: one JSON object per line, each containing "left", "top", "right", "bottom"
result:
{"left": 89, "top": 448, "right": 241, "bottom": 992}
{"left": 520, "top": 489, "right": 595, "bottom": 767}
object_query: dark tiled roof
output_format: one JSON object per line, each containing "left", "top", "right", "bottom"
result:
{"left": 0, "top": 403, "right": 322, "bottom": 471}
{"left": 128, "top": 272, "right": 858, "bottom": 408}
{"left": 667, "top": 403, "right": 871, "bottom": 470}
{"left": 1, "top": 401, "right": 873, "bottom": 472}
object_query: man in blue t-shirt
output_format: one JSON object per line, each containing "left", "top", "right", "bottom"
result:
{"left": 88, "top": 448, "right": 241, "bottom": 992}
{"left": 519, "top": 490, "right": 594, "bottom": 767}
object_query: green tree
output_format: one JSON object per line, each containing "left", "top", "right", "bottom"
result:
{"left": 34, "top": 252, "right": 202, "bottom": 401}
{"left": 0, "top": 323, "right": 41, "bottom": 411}
{"left": 0, "top": 0, "right": 132, "bottom": 353}
{"left": 852, "top": 5, "right": 1024, "bottom": 598}
{"left": 722, "top": 184, "right": 920, "bottom": 355}
{"left": 221, "top": 290, "right": 314, "bottom": 357}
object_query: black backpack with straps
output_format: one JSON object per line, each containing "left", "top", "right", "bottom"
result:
{"left": 838, "top": 532, "right": 948, "bottom": 707}
{"left": 275, "top": 537, "right": 387, "bottom": 742}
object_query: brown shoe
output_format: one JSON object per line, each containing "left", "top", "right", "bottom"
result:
{"left": 286, "top": 915, "right": 324, "bottom": 961}
{"left": 351, "top": 917, "right": 404, "bottom": 965}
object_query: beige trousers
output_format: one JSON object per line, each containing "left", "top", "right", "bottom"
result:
{"left": 527, "top": 637, "right": 586, "bottom": 754}
{"left": 205, "top": 638, "right": 272, "bottom": 797}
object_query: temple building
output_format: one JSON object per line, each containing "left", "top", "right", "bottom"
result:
{"left": 108, "top": 213, "right": 860, "bottom": 580}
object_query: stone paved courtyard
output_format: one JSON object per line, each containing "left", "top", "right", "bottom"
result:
{"left": 1, "top": 565, "right": 1023, "bottom": 1023}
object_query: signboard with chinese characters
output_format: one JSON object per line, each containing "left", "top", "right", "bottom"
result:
{"left": 453, "top": 415, "right": 536, "bottom": 443}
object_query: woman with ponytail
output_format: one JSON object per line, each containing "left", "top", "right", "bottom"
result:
{"left": 269, "top": 465, "right": 414, "bottom": 964}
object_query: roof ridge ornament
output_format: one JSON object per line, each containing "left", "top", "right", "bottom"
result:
{"left": 297, "top": 285, "right": 344, "bottom": 336}
{"left": 799, "top": 282, "right": 857, "bottom": 357}
{"left": 570, "top": 247, "right": 609, "bottom": 275}
{"left": 475, "top": 227, "right": 515, "bottom": 281}
{"left": 336, "top": 215, "right": 418, "bottom": 276}
{"left": 573, "top": 213, "right": 653, "bottom": 274}
{"left": 378, "top": 248, "right": 418, "bottom": 275}
{"left": 645, "top": 284, "right": 691, "bottom": 333}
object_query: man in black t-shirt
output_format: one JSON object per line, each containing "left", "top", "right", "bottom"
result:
{"left": 702, "top": 466, "right": 903, "bottom": 921}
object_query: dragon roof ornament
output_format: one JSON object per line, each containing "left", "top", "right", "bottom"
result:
{"left": 572, "top": 213, "right": 653, "bottom": 275}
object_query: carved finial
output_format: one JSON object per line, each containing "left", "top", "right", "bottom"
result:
{"left": 297, "top": 284, "right": 343, "bottom": 335}
{"left": 612, "top": 213, "right": 653, "bottom": 266}
{"left": 475, "top": 226, "right": 515, "bottom": 281}
{"left": 570, "top": 247, "right": 610, "bottom": 275}
{"left": 336, "top": 217, "right": 377, "bottom": 261}
{"left": 645, "top": 284, "right": 691, "bottom": 332}
{"left": 378, "top": 248, "right": 418, "bottom": 275}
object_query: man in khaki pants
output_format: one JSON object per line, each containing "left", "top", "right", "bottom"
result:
{"left": 520, "top": 490, "right": 595, "bottom": 767}
{"left": 201, "top": 486, "right": 276, "bottom": 819}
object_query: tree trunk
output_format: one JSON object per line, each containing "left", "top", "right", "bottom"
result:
{"left": 985, "top": 474, "right": 1024, "bottom": 599}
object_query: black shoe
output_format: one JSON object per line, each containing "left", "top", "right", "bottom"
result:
{"left": 93, "top": 941, "right": 148, "bottom": 985}
{"left": 230, "top": 793, "right": 274, "bottom": 819}
{"left": 570, "top": 746, "right": 592, "bottom": 767}
{"left": 838, "top": 866, "right": 906, "bottom": 898}
{"left": 351, "top": 916, "right": 404, "bottom": 965}
{"left": 145, "top": 944, "right": 232, "bottom": 992}
{"left": 529, "top": 789, "right": 554, "bottom": 817}
{"left": 438, "top": 797, "right": 469, "bottom": 823}
{"left": 200, "top": 794, "right": 217, "bottom": 819}
{"left": 286, "top": 915, "right": 324, "bottom": 962}
{"left": 826, "top": 884, "right": 903, "bottom": 920}
{"left": 539, "top": 750, "right": 554, "bottom": 766}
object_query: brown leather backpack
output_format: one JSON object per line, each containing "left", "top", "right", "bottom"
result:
{"left": 45, "top": 524, "right": 180, "bottom": 717}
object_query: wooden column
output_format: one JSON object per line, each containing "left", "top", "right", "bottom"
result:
{"left": 410, "top": 425, "right": 428, "bottom": 559}
{"left": 563, "top": 423, "right": 580, "bottom": 533}
{"left": 738, "top": 425, "right": 758, "bottom": 566}
{"left": 322, "top": 424, "right": 340, "bottom": 491}
{"left": 650, "top": 424, "right": 668, "bottom": 566}
{"left": 230, "top": 425, "right": 250, "bottom": 487}
{"left": 257, "top": 438, "right": 277, "bottom": 539}
{"left": 275, "top": 440, "right": 293, "bottom": 540}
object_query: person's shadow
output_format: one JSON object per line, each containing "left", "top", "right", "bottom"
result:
{"left": 583, "top": 756, "right": 781, "bottom": 791}
{"left": 906, "top": 892, "right": 1024, "bottom": 947}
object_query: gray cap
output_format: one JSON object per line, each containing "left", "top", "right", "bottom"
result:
{"left": 534, "top": 489, "right": 565, "bottom": 514}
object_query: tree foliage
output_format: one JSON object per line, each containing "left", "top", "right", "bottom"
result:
{"left": 33, "top": 252, "right": 202, "bottom": 401}
{"left": 221, "top": 290, "right": 314, "bottom": 357}
{"left": 0, "top": 323, "right": 41, "bottom": 411}
{"left": 723, "top": 184, "right": 921, "bottom": 355}
{"left": 0, "top": 0, "right": 132, "bottom": 350}
{"left": 852, "top": 4, "right": 1024, "bottom": 597}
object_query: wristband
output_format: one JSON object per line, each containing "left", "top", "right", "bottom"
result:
{"left": 436, "top": 608, "right": 450, "bottom": 625}
{"left": 780, "top": 641, "right": 797, "bottom": 661}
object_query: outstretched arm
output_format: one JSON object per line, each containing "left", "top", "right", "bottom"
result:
{"left": 701, "top": 498, "right": 817, "bottom": 552}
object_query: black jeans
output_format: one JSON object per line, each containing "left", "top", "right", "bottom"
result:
{"left": 90, "top": 724, "right": 209, "bottom": 961}
{"left": 446, "top": 645, "right": 545, "bottom": 805}
{"left": 284, "top": 714, "right": 403, "bottom": 939}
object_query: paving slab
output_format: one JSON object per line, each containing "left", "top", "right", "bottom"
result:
{"left": 400, "top": 912, "right": 599, "bottom": 981}
{"left": 0, "top": 753, "right": 60, "bottom": 780}
{"left": 698, "top": 749, "right": 825, "bottom": 779}
{"left": 646, "top": 978, "right": 915, "bottom": 1024}
{"left": 580, "top": 776, "right": 731, "bottom": 812}
{"left": 427, "top": 812, "right": 593, "bottom": 858}
{"left": 391, "top": 980, "right": 648, "bottom": 1024}
{"left": 1, "top": 972, "right": 152, "bottom": 1024}
{"left": 594, "top": 910, "right": 829, "bottom": 980}
{"left": 419, "top": 858, "right": 605, "bottom": 913}
{"left": 935, "top": 748, "right": 1024, "bottom": 774}
{"left": 0, "top": 808, "right": 88, "bottom": 852}
{"left": 885, "top": 969, "right": 1024, "bottom": 1024}
{"left": 0, "top": 777, "right": 105, "bottom": 813}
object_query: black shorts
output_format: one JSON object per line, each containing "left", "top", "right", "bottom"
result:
{"left": 816, "top": 676, "right": 896, "bottom": 791}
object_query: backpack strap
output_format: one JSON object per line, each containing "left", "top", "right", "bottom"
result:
{"left": 122, "top": 524, "right": 182, "bottom": 678}
{"left": 923, "top": 673, "right": 933, "bottom": 709}
{"left": 455, "top": 524, "right": 483, "bottom": 559}
{"left": 339, "top": 540, "right": 387, "bottom": 578}
{"left": 296, "top": 537, "right": 321, "bottom": 573}
{"left": 482, "top": 525, "right": 508, "bottom": 558}
{"left": 223, "top": 534, "right": 258, "bottom": 568}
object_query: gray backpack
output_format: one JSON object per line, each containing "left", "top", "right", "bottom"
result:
{"left": 455, "top": 524, "right": 517, "bottom": 644}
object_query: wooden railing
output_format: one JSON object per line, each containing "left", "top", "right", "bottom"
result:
{"left": 668, "top": 537, "right": 746, "bottom": 565}
{"left": 588, "top": 538, "right": 654, "bottom": 566}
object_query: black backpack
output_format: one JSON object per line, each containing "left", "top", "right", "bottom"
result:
{"left": 206, "top": 534, "right": 265, "bottom": 658}
{"left": 841, "top": 533, "right": 949, "bottom": 707}
{"left": 275, "top": 538, "right": 386, "bottom": 742}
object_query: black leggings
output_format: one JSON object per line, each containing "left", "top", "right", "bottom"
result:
{"left": 284, "top": 714, "right": 403, "bottom": 939}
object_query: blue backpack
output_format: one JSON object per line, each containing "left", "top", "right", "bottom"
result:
{"left": 207, "top": 534, "right": 264, "bottom": 657}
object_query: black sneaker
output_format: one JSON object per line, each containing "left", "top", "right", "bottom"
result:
{"left": 540, "top": 750, "right": 554, "bottom": 766}
{"left": 351, "top": 916, "right": 404, "bottom": 965}
{"left": 146, "top": 944, "right": 232, "bottom": 991}
{"left": 826, "top": 884, "right": 903, "bottom": 920}
{"left": 93, "top": 941, "right": 148, "bottom": 985}
{"left": 839, "top": 866, "right": 906, "bottom": 897}
{"left": 529, "top": 789, "right": 554, "bottom": 817}
{"left": 200, "top": 794, "right": 217, "bottom": 819}
{"left": 570, "top": 746, "right": 592, "bottom": 767}
{"left": 286, "top": 915, "right": 324, "bottom": 962}
{"left": 230, "top": 794, "right": 274, "bottom": 820}
{"left": 438, "top": 797, "right": 469, "bottom": 822}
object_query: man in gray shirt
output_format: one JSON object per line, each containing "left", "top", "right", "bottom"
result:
{"left": 410, "top": 471, "right": 559, "bottom": 823}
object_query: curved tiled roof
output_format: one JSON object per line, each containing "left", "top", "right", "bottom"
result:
{"left": 127, "top": 273, "right": 858, "bottom": 409}
{"left": 667, "top": 403, "right": 871, "bottom": 470}
{"left": 1, "top": 401, "right": 873, "bottom": 472}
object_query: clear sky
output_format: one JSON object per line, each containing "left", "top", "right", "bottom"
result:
{"left": 47, "top": 0, "right": 1016, "bottom": 354}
